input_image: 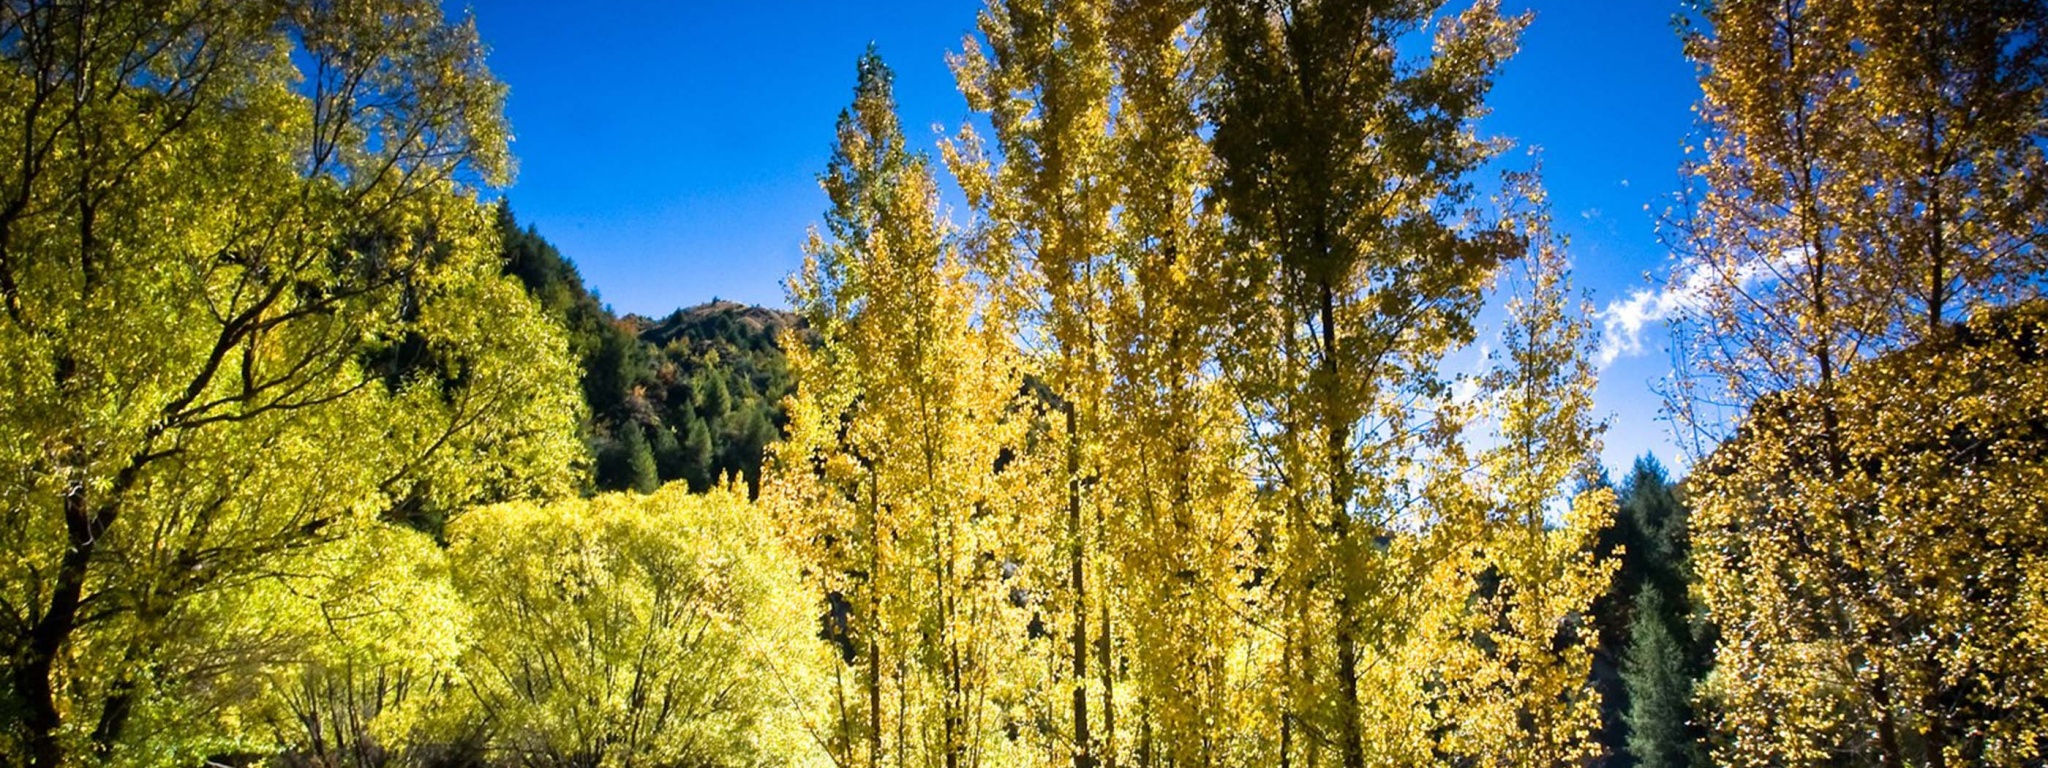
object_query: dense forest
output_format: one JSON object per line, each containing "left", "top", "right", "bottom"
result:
{"left": 0, "top": 1, "right": 2043, "bottom": 768}
{"left": 496, "top": 204, "right": 795, "bottom": 495}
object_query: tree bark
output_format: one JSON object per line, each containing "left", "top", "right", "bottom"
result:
{"left": 1068, "top": 403, "right": 1094, "bottom": 768}
{"left": 19, "top": 485, "right": 105, "bottom": 768}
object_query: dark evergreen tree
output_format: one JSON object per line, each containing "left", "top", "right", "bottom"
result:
{"left": 596, "top": 423, "right": 659, "bottom": 494}
{"left": 496, "top": 199, "right": 618, "bottom": 362}
{"left": 1621, "top": 457, "right": 1691, "bottom": 618}
{"left": 650, "top": 424, "right": 684, "bottom": 482}
{"left": 679, "top": 416, "right": 716, "bottom": 491}
{"left": 1623, "top": 586, "right": 1703, "bottom": 768}
{"left": 697, "top": 368, "right": 732, "bottom": 423}
{"left": 724, "top": 402, "right": 777, "bottom": 491}
{"left": 583, "top": 326, "right": 652, "bottom": 424}
{"left": 1590, "top": 455, "right": 1699, "bottom": 766}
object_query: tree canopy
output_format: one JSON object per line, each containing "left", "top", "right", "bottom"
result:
{"left": 4, "top": 0, "right": 2046, "bottom": 767}
{"left": 0, "top": 2, "right": 580, "bottom": 765}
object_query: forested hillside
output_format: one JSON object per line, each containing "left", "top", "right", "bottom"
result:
{"left": 497, "top": 203, "right": 794, "bottom": 495}
{"left": 1, "top": 1, "right": 2043, "bottom": 767}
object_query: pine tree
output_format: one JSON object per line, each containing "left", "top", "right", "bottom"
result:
{"left": 598, "top": 423, "right": 659, "bottom": 494}
{"left": 1623, "top": 587, "right": 1701, "bottom": 768}
{"left": 650, "top": 423, "right": 683, "bottom": 481}
{"left": 1591, "top": 455, "right": 1694, "bottom": 764}
{"left": 728, "top": 402, "right": 777, "bottom": 492}
{"left": 697, "top": 367, "right": 732, "bottom": 423}
{"left": 1619, "top": 458, "right": 1689, "bottom": 610}
{"left": 680, "top": 415, "right": 716, "bottom": 492}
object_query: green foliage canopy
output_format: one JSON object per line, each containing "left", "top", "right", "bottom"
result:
{"left": 450, "top": 485, "right": 831, "bottom": 768}
{"left": 0, "top": 2, "right": 582, "bottom": 765}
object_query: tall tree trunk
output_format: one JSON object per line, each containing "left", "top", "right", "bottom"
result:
{"left": 88, "top": 627, "right": 155, "bottom": 762}
{"left": 1318, "top": 280, "right": 1365, "bottom": 768}
{"left": 1138, "top": 704, "right": 1153, "bottom": 768}
{"left": 1068, "top": 403, "right": 1094, "bottom": 768}
{"left": 1278, "top": 625, "right": 1294, "bottom": 768}
{"left": 20, "top": 484, "right": 106, "bottom": 768}
{"left": 869, "top": 475, "right": 884, "bottom": 768}
{"left": 1101, "top": 590, "right": 1115, "bottom": 768}
{"left": 943, "top": 509, "right": 963, "bottom": 768}
{"left": 1871, "top": 668, "right": 1904, "bottom": 768}
{"left": 1923, "top": 708, "right": 1949, "bottom": 768}
{"left": 835, "top": 660, "right": 852, "bottom": 767}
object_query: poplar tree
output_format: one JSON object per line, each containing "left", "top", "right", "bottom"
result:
{"left": 1204, "top": 1, "right": 1525, "bottom": 764}
{"left": 951, "top": 3, "right": 1123, "bottom": 764}
{"left": 1098, "top": 3, "right": 1260, "bottom": 765}
{"left": 1430, "top": 185, "right": 1615, "bottom": 766}
{"left": 768, "top": 49, "right": 1029, "bottom": 768}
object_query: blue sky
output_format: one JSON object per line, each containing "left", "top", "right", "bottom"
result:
{"left": 466, "top": 0, "right": 1701, "bottom": 473}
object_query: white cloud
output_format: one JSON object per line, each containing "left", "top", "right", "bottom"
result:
{"left": 1595, "top": 282, "right": 1696, "bottom": 368}
{"left": 1451, "top": 341, "right": 1491, "bottom": 406}
{"left": 1595, "top": 248, "right": 1805, "bottom": 368}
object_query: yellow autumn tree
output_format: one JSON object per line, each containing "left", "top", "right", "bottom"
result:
{"left": 1426, "top": 181, "right": 1615, "bottom": 767}
{"left": 1205, "top": 0, "right": 1527, "bottom": 763}
{"left": 449, "top": 484, "right": 830, "bottom": 768}
{"left": 950, "top": 2, "right": 1126, "bottom": 764}
{"left": 766, "top": 49, "right": 1032, "bottom": 768}
{"left": 1095, "top": 3, "right": 1264, "bottom": 766}
{"left": 259, "top": 522, "right": 476, "bottom": 768}
{"left": 1672, "top": 0, "right": 2048, "bottom": 764}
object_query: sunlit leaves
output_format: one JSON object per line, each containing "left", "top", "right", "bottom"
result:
{"left": 0, "top": 1, "right": 577, "bottom": 764}
{"left": 451, "top": 485, "right": 831, "bottom": 768}
{"left": 767, "top": 49, "right": 1032, "bottom": 768}
{"left": 1675, "top": 1, "right": 2048, "bottom": 763}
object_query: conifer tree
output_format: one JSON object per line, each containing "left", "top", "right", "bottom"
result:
{"left": 1590, "top": 455, "right": 1696, "bottom": 764}
{"left": 679, "top": 416, "right": 716, "bottom": 491}
{"left": 1623, "top": 587, "right": 1702, "bottom": 768}
{"left": 598, "top": 423, "right": 659, "bottom": 494}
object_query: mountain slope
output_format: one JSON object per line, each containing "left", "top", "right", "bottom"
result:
{"left": 495, "top": 202, "right": 795, "bottom": 494}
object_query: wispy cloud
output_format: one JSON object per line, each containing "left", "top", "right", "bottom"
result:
{"left": 1595, "top": 248, "right": 1804, "bottom": 368}
{"left": 1451, "top": 341, "right": 1492, "bottom": 406}
{"left": 1595, "top": 281, "right": 1700, "bottom": 368}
